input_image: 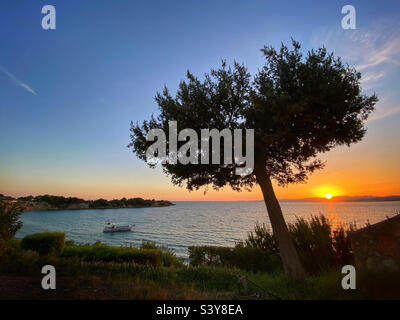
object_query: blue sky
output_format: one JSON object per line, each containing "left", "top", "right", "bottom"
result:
{"left": 0, "top": 0, "right": 399, "bottom": 200}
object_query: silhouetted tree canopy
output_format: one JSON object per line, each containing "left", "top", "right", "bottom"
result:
{"left": 129, "top": 39, "right": 377, "bottom": 192}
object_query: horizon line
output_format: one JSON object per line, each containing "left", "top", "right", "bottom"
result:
{"left": 2, "top": 193, "right": 400, "bottom": 202}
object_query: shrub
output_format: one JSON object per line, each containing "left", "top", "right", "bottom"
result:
{"left": 241, "top": 214, "right": 354, "bottom": 274}
{"left": 139, "top": 241, "right": 184, "bottom": 267}
{"left": 332, "top": 226, "right": 354, "bottom": 266}
{"left": 161, "top": 250, "right": 184, "bottom": 267}
{"left": 193, "top": 214, "right": 354, "bottom": 274}
{"left": 188, "top": 245, "right": 282, "bottom": 273}
{"left": 244, "top": 222, "right": 278, "bottom": 253}
{"left": 140, "top": 241, "right": 158, "bottom": 250}
{"left": 290, "top": 215, "right": 354, "bottom": 273}
{"left": 0, "top": 202, "right": 23, "bottom": 253}
{"left": 21, "top": 232, "right": 65, "bottom": 256}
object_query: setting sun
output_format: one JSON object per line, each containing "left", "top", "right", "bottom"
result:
{"left": 312, "top": 185, "right": 342, "bottom": 200}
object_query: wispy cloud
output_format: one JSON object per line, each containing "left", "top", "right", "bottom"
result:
{"left": 351, "top": 33, "right": 400, "bottom": 73}
{"left": 311, "top": 19, "right": 400, "bottom": 122}
{"left": 367, "top": 105, "right": 400, "bottom": 123}
{"left": 360, "top": 70, "right": 385, "bottom": 84}
{"left": 0, "top": 65, "right": 36, "bottom": 95}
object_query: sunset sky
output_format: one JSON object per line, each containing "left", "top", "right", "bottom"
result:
{"left": 0, "top": 0, "right": 399, "bottom": 201}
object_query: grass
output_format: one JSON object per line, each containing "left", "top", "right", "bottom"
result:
{"left": 0, "top": 245, "right": 368, "bottom": 299}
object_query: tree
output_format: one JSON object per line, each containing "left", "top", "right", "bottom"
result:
{"left": 0, "top": 202, "right": 23, "bottom": 253}
{"left": 128, "top": 40, "right": 377, "bottom": 280}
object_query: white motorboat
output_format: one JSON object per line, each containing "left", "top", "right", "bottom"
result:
{"left": 103, "top": 222, "right": 134, "bottom": 233}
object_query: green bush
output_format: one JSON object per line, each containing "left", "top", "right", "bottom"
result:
{"left": 188, "top": 245, "right": 282, "bottom": 273}
{"left": 21, "top": 232, "right": 65, "bottom": 256}
{"left": 244, "top": 222, "right": 278, "bottom": 253}
{"left": 139, "top": 241, "right": 183, "bottom": 267}
{"left": 140, "top": 241, "right": 159, "bottom": 250}
{"left": 190, "top": 215, "right": 354, "bottom": 275}
{"left": 241, "top": 214, "right": 354, "bottom": 274}
{"left": 161, "top": 251, "right": 184, "bottom": 267}
{"left": 0, "top": 203, "right": 23, "bottom": 254}
{"left": 61, "top": 243, "right": 182, "bottom": 267}
{"left": 289, "top": 215, "right": 354, "bottom": 273}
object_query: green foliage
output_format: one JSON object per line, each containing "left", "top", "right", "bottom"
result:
{"left": 127, "top": 197, "right": 148, "bottom": 206}
{"left": 90, "top": 198, "right": 109, "bottom": 208}
{"left": 0, "top": 203, "right": 23, "bottom": 253}
{"left": 243, "top": 222, "right": 278, "bottom": 253}
{"left": 88, "top": 196, "right": 155, "bottom": 208}
{"left": 288, "top": 215, "right": 354, "bottom": 273}
{"left": 90, "top": 198, "right": 154, "bottom": 208}
{"left": 242, "top": 214, "right": 354, "bottom": 274}
{"left": 62, "top": 242, "right": 183, "bottom": 267}
{"left": 188, "top": 245, "right": 282, "bottom": 273}
{"left": 21, "top": 232, "right": 65, "bottom": 256}
{"left": 13, "top": 194, "right": 160, "bottom": 209}
{"left": 0, "top": 246, "right": 364, "bottom": 299}
{"left": 332, "top": 226, "right": 354, "bottom": 265}
{"left": 62, "top": 244, "right": 161, "bottom": 265}
{"left": 3, "top": 238, "right": 396, "bottom": 299}
{"left": 34, "top": 195, "right": 86, "bottom": 208}
{"left": 138, "top": 241, "right": 183, "bottom": 267}
{"left": 140, "top": 241, "right": 159, "bottom": 250}
{"left": 189, "top": 215, "right": 353, "bottom": 275}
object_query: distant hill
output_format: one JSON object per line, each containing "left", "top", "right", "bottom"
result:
{"left": 280, "top": 195, "right": 400, "bottom": 202}
{"left": 0, "top": 194, "right": 174, "bottom": 211}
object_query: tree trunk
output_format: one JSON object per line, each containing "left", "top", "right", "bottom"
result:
{"left": 254, "top": 165, "right": 305, "bottom": 281}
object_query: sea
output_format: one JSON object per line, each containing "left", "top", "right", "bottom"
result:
{"left": 16, "top": 201, "right": 400, "bottom": 259}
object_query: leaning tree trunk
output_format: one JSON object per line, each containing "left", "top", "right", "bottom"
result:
{"left": 254, "top": 165, "right": 305, "bottom": 281}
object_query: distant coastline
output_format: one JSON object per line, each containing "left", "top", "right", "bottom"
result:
{"left": 0, "top": 194, "right": 174, "bottom": 212}
{"left": 1, "top": 194, "right": 400, "bottom": 209}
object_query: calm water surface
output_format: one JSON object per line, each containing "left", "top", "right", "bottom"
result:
{"left": 16, "top": 201, "right": 400, "bottom": 259}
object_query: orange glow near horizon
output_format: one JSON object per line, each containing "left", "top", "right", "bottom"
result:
{"left": 1, "top": 128, "right": 399, "bottom": 201}
{"left": 1, "top": 176, "right": 398, "bottom": 202}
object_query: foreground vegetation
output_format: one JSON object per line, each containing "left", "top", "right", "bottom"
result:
{"left": 1, "top": 203, "right": 398, "bottom": 299}
{"left": 2, "top": 238, "right": 398, "bottom": 299}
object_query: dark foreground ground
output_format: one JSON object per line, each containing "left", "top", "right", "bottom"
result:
{"left": 0, "top": 274, "right": 122, "bottom": 299}
{"left": 2, "top": 272, "right": 400, "bottom": 300}
{"left": 0, "top": 273, "right": 211, "bottom": 300}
